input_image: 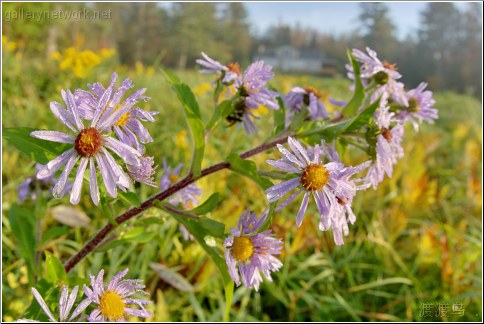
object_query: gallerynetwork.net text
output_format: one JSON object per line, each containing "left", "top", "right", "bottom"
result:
{"left": 4, "top": 8, "right": 112, "bottom": 22}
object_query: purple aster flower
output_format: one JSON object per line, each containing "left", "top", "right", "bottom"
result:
{"left": 227, "top": 60, "right": 279, "bottom": 134}
{"left": 196, "top": 52, "right": 241, "bottom": 84}
{"left": 160, "top": 158, "right": 202, "bottom": 206}
{"left": 284, "top": 86, "right": 329, "bottom": 124}
{"left": 347, "top": 47, "right": 408, "bottom": 106}
{"left": 75, "top": 72, "right": 157, "bottom": 152}
{"left": 365, "top": 95, "right": 405, "bottom": 189}
{"left": 83, "top": 269, "right": 152, "bottom": 322}
{"left": 31, "top": 286, "right": 91, "bottom": 322}
{"left": 224, "top": 209, "right": 283, "bottom": 290}
{"left": 265, "top": 137, "right": 370, "bottom": 245}
{"left": 31, "top": 88, "right": 142, "bottom": 206}
{"left": 398, "top": 82, "right": 438, "bottom": 130}
{"left": 18, "top": 164, "right": 56, "bottom": 203}
{"left": 127, "top": 155, "right": 157, "bottom": 187}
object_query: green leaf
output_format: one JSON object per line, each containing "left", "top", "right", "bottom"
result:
{"left": 159, "top": 204, "right": 234, "bottom": 321}
{"left": 162, "top": 69, "right": 205, "bottom": 177}
{"left": 8, "top": 204, "right": 36, "bottom": 285}
{"left": 345, "top": 97, "right": 380, "bottom": 132}
{"left": 123, "top": 227, "right": 157, "bottom": 242}
{"left": 44, "top": 251, "right": 68, "bottom": 285}
{"left": 36, "top": 226, "right": 70, "bottom": 250}
{"left": 298, "top": 98, "right": 380, "bottom": 145}
{"left": 3, "top": 127, "right": 70, "bottom": 164}
{"left": 95, "top": 239, "right": 129, "bottom": 252}
{"left": 160, "top": 67, "right": 181, "bottom": 84}
{"left": 189, "top": 193, "right": 221, "bottom": 215}
{"left": 23, "top": 278, "right": 57, "bottom": 321}
{"left": 206, "top": 100, "right": 233, "bottom": 131}
{"left": 272, "top": 96, "right": 286, "bottom": 135}
{"left": 118, "top": 191, "right": 141, "bottom": 208}
{"left": 199, "top": 216, "right": 225, "bottom": 238}
{"left": 226, "top": 153, "right": 273, "bottom": 190}
{"left": 342, "top": 49, "right": 365, "bottom": 116}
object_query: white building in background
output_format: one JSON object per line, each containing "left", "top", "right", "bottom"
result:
{"left": 254, "top": 45, "right": 337, "bottom": 75}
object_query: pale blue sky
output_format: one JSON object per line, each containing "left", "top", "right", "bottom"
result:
{"left": 244, "top": 1, "right": 474, "bottom": 40}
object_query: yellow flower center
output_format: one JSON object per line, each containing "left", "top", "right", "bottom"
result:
{"left": 231, "top": 236, "right": 254, "bottom": 262}
{"left": 99, "top": 290, "right": 125, "bottom": 321}
{"left": 114, "top": 111, "right": 130, "bottom": 126}
{"left": 300, "top": 163, "right": 329, "bottom": 191}
{"left": 169, "top": 174, "right": 179, "bottom": 183}
{"left": 74, "top": 127, "right": 102, "bottom": 156}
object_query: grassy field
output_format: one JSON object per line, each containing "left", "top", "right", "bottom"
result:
{"left": 1, "top": 45, "right": 482, "bottom": 322}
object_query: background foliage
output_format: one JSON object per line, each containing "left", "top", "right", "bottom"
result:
{"left": 2, "top": 1, "right": 482, "bottom": 322}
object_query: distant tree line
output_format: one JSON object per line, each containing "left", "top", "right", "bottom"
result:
{"left": 2, "top": 2, "right": 481, "bottom": 98}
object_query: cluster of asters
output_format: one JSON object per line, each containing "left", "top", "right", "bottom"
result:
{"left": 195, "top": 47, "right": 437, "bottom": 290}
{"left": 24, "top": 47, "right": 437, "bottom": 319}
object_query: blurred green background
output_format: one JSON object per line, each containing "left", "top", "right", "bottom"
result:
{"left": 2, "top": 2, "right": 482, "bottom": 322}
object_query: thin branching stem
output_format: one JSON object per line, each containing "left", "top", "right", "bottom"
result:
{"left": 64, "top": 136, "right": 290, "bottom": 272}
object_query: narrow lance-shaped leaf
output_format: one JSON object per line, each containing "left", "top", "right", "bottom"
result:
{"left": 206, "top": 100, "right": 233, "bottom": 131}
{"left": 342, "top": 48, "right": 365, "bottom": 116}
{"left": 298, "top": 98, "right": 380, "bottom": 145}
{"left": 8, "top": 204, "right": 36, "bottom": 285}
{"left": 3, "top": 127, "right": 71, "bottom": 164}
{"left": 226, "top": 153, "right": 274, "bottom": 190}
{"left": 188, "top": 193, "right": 221, "bottom": 215}
{"left": 272, "top": 96, "right": 286, "bottom": 135}
{"left": 161, "top": 68, "right": 205, "bottom": 177}
{"left": 44, "top": 251, "right": 68, "bottom": 285}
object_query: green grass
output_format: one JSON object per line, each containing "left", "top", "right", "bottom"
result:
{"left": 2, "top": 50, "right": 482, "bottom": 322}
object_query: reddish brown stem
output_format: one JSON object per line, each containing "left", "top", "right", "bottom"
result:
{"left": 64, "top": 136, "right": 289, "bottom": 272}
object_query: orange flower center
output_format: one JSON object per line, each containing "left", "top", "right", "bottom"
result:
{"left": 74, "top": 127, "right": 102, "bottom": 156}
{"left": 300, "top": 163, "right": 329, "bottom": 191}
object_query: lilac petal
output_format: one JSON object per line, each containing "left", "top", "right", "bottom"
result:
{"left": 30, "top": 130, "right": 74, "bottom": 144}
{"left": 275, "top": 189, "right": 302, "bottom": 211}
{"left": 100, "top": 148, "right": 131, "bottom": 189}
{"left": 64, "top": 90, "right": 84, "bottom": 131}
{"left": 50, "top": 101, "right": 77, "bottom": 133}
{"left": 95, "top": 154, "right": 117, "bottom": 198}
{"left": 124, "top": 307, "right": 152, "bottom": 318}
{"left": 128, "top": 118, "right": 153, "bottom": 143}
{"left": 296, "top": 192, "right": 310, "bottom": 227}
{"left": 70, "top": 158, "right": 88, "bottom": 205}
{"left": 62, "top": 286, "right": 80, "bottom": 321}
{"left": 224, "top": 249, "right": 240, "bottom": 286}
{"left": 98, "top": 100, "right": 136, "bottom": 130}
{"left": 69, "top": 297, "right": 92, "bottom": 322}
{"left": 59, "top": 286, "right": 69, "bottom": 321}
{"left": 287, "top": 137, "right": 311, "bottom": 164}
{"left": 121, "top": 124, "right": 143, "bottom": 150}
{"left": 31, "top": 288, "right": 56, "bottom": 322}
{"left": 37, "top": 149, "right": 76, "bottom": 179}
{"left": 276, "top": 144, "right": 305, "bottom": 169}
{"left": 265, "top": 178, "right": 300, "bottom": 202}
{"left": 108, "top": 268, "right": 129, "bottom": 291}
{"left": 92, "top": 73, "right": 117, "bottom": 127}
{"left": 103, "top": 136, "right": 141, "bottom": 166}
{"left": 53, "top": 154, "right": 79, "bottom": 198}
{"left": 313, "top": 190, "right": 330, "bottom": 229}
{"left": 266, "top": 159, "right": 300, "bottom": 173}
{"left": 89, "top": 158, "right": 100, "bottom": 206}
